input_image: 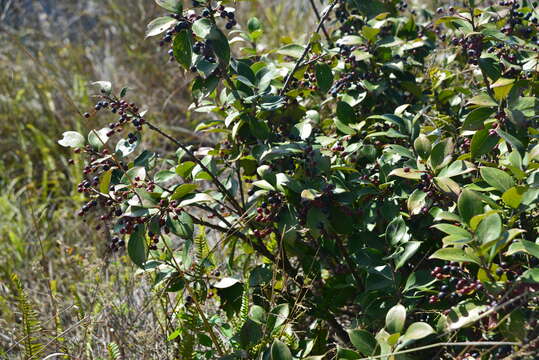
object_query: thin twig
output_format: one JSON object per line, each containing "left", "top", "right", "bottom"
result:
{"left": 308, "top": 0, "right": 333, "bottom": 46}
{"left": 280, "top": 1, "right": 338, "bottom": 96}
{"left": 356, "top": 341, "right": 520, "bottom": 360}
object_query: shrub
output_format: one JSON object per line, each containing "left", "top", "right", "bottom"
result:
{"left": 59, "top": 0, "right": 539, "bottom": 358}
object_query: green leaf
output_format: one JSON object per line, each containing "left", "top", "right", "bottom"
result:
{"left": 468, "top": 93, "right": 497, "bottom": 107}
{"left": 414, "top": 134, "right": 431, "bottom": 159}
{"left": 429, "top": 138, "right": 453, "bottom": 170}
{"left": 128, "top": 224, "right": 147, "bottom": 268}
{"left": 520, "top": 240, "right": 539, "bottom": 259}
{"left": 154, "top": 0, "right": 182, "bottom": 13}
{"left": 192, "top": 18, "right": 212, "bottom": 38}
{"left": 458, "top": 189, "right": 483, "bottom": 224}
{"left": 338, "top": 35, "right": 364, "bottom": 45}
{"left": 395, "top": 241, "right": 422, "bottom": 270}
{"left": 478, "top": 57, "right": 501, "bottom": 81}
{"left": 88, "top": 128, "right": 111, "bottom": 150}
{"left": 362, "top": 26, "right": 380, "bottom": 42}
{"left": 476, "top": 213, "right": 502, "bottom": 244}
{"left": 315, "top": 63, "right": 333, "bottom": 93}
{"left": 336, "top": 101, "right": 355, "bottom": 124}
{"left": 480, "top": 167, "right": 514, "bottom": 192}
{"left": 247, "top": 17, "right": 261, "bottom": 33}
{"left": 58, "top": 131, "right": 85, "bottom": 148}
{"left": 277, "top": 44, "right": 305, "bottom": 58}
{"left": 389, "top": 168, "right": 423, "bottom": 180}
{"left": 347, "top": 329, "right": 376, "bottom": 356}
{"left": 407, "top": 189, "right": 427, "bottom": 215}
{"left": 249, "top": 266, "right": 272, "bottom": 287}
{"left": 124, "top": 166, "right": 146, "bottom": 182}
{"left": 471, "top": 128, "right": 498, "bottom": 159}
{"left": 249, "top": 305, "right": 266, "bottom": 324}
{"left": 429, "top": 248, "right": 480, "bottom": 264}
{"left": 167, "top": 212, "right": 194, "bottom": 239}
{"left": 176, "top": 161, "right": 196, "bottom": 178}
{"left": 336, "top": 347, "right": 361, "bottom": 359}
{"left": 99, "top": 170, "right": 112, "bottom": 194}
{"left": 146, "top": 16, "right": 177, "bottom": 38}
{"left": 446, "top": 301, "right": 488, "bottom": 331}
{"left": 295, "top": 121, "right": 313, "bottom": 140}
{"left": 520, "top": 268, "right": 539, "bottom": 283}
{"left": 490, "top": 78, "right": 515, "bottom": 101}
{"left": 92, "top": 81, "right": 112, "bottom": 94}
{"left": 154, "top": 170, "right": 176, "bottom": 184}
{"left": 432, "top": 224, "right": 472, "bottom": 238}
{"left": 271, "top": 340, "right": 292, "bottom": 360}
{"left": 173, "top": 29, "right": 193, "bottom": 70}
{"left": 385, "top": 304, "right": 406, "bottom": 334}
{"left": 178, "top": 193, "right": 214, "bottom": 207}
{"left": 116, "top": 136, "right": 139, "bottom": 157}
{"left": 170, "top": 184, "right": 198, "bottom": 200}
{"left": 502, "top": 186, "right": 526, "bottom": 209}
{"left": 207, "top": 26, "right": 230, "bottom": 67}
{"left": 438, "top": 160, "right": 475, "bottom": 178}
{"left": 462, "top": 107, "right": 494, "bottom": 130}
{"left": 238, "top": 320, "right": 263, "bottom": 348}
{"left": 398, "top": 322, "right": 434, "bottom": 346}
{"left": 386, "top": 217, "right": 410, "bottom": 246}
{"left": 433, "top": 177, "right": 461, "bottom": 199}
{"left": 213, "top": 277, "right": 240, "bottom": 289}
{"left": 267, "top": 304, "right": 289, "bottom": 332}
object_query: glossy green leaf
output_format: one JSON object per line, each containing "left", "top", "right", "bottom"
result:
{"left": 385, "top": 304, "right": 406, "bottom": 334}
{"left": 207, "top": 26, "right": 230, "bottom": 67}
{"left": 192, "top": 18, "right": 212, "bottom": 38}
{"left": 471, "top": 128, "right": 498, "bottom": 159}
{"left": 462, "top": 107, "right": 494, "bottom": 130}
{"left": 146, "top": 16, "right": 176, "bottom": 38}
{"left": 399, "top": 322, "right": 434, "bottom": 344}
{"left": 267, "top": 304, "right": 289, "bottom": 331}
{"left": 315, "top": 63, "right": 333, "bottom": 93}
{"left": 407, "top": 189, "right": 427, "bottom": 215}
{"left": 490, "top": 78, "right": 514, "bottom": 101}
{"left": 271, "top": 340, "right": 292, "bottom": 360}
{"left": 385, "top": 217, "right": 410, "bottom": 246}
{"left": 429, "top": 248, "right": 480, "bottom": 265}
{"left": 58, "top": 131, "right": 85, "bottom": 148}
{"left": 476, "top": 213, "right": 502, "bottom": 244}
{"left": 167, "top": 211, "right": 193, "bottom": 239}
{"left": 520, "top": 240, "right": 539, "bottom": 259}
{"left": 170, "top": 184, "right": 198, "bottom": 200}
{"left": 347, "top": 329, "right": 376, "bottom": 356}
{"left": 128, "top": 224, "right": 147, "bottom": 268}
{"left": 414, "top": 134, "right": 431, "bottom": 159}
{"left": 336, "top": 101, "right": 355, "bottom": 124}
{"left": 502, "top": 186, "right": 526, "bottom": 209}
{"left": 480, "top": 167, "right": 514, "bottom": 192}
{"left": 173, "top": 29, "right": 193, "bottom": 70}
{"left": 458, "top": 189, "right": 483, "bottom": 224}
{"left": 154, "top": 0, "right": 182, "bottom": 13}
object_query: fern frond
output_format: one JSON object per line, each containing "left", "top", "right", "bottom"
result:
{"left": 179, "top": 309, "right": 198, "bottom": 360}
{"left": 107, "top": 342, "right": 121, "bottom": 360}
{"left": 12, "top": 274, "right": 43, "bottom": 360}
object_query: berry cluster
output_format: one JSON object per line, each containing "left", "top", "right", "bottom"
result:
{"left": 253, "top": 192, "right": 283, "bottom": 238}
{"left": 429, "top": 262, "right": 485, "bottom": 304}
{"left": 108, "top": 236, "right": 126, "bottom": 253}
{"left": 451, "top": 34, "right": 483, "bottom": 66}
{"left": 192, "top": 40, "right": 217, "bottom": 65}
{"left": 213, "top": 5, "right": 237, "bottom": 29}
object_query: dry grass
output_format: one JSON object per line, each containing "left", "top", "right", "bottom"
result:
{"left": 0, "top": 1, "right": 315, "bottom": 358}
